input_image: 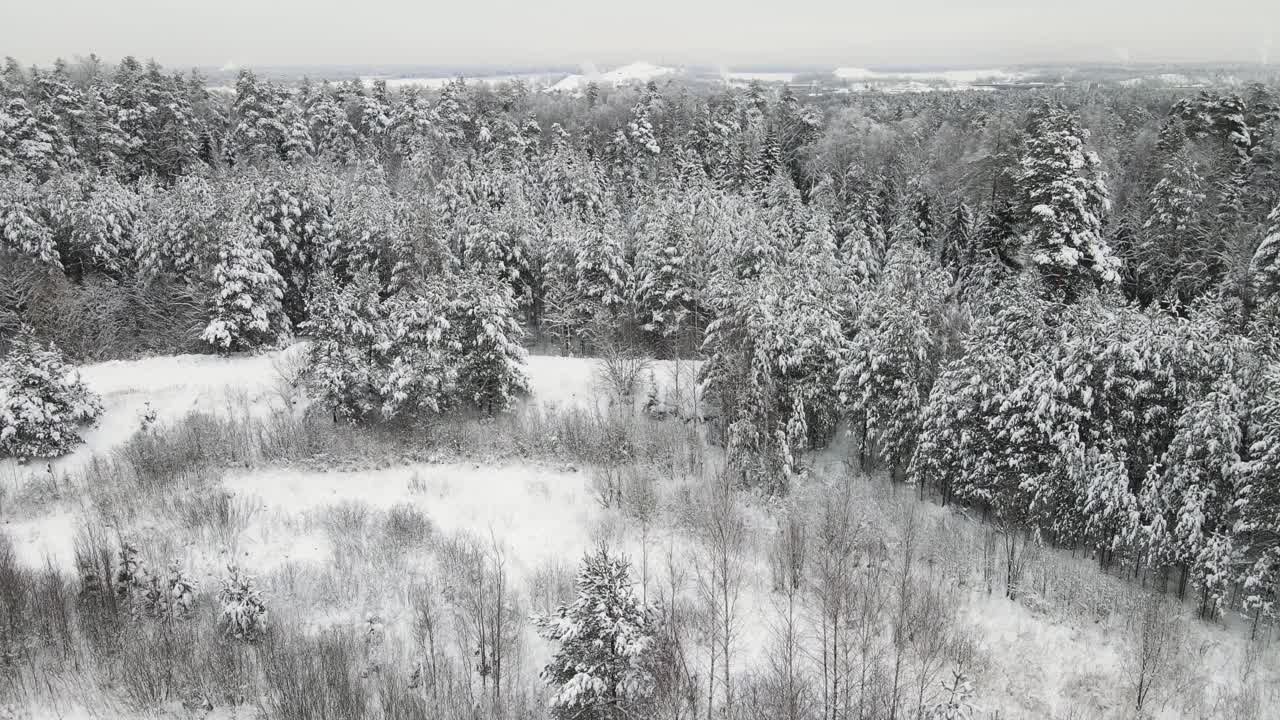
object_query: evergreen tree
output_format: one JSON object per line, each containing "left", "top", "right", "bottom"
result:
{"left": 1253, "top": 204, "right": 1280, "bottom": 303}
{"left": 442, "top": 272, "right": 530, "bottom": 413}
{"left": 1016, "top": 103, "right": 1118, "bottom": 299}
{"left": 0, "top": 174, "right": 58, "bottom": 267}
{"left": 135, "top": 174, "right": 227, "bottom": 278}
{"left": 1137, "top": 146, "right": 1209, "bottom": 304}
{"left": 840, "top": 241, "right": 952, "bottom": 479}
{"left": 533, "top": 547, "right": 660, "bottom": 720}
{"left": 201, "top": 219, "right": 289, "bottom": 351}
{"left": 0, "top": 328, "right": 103, "bottom": 459}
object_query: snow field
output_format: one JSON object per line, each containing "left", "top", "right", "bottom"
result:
{"left": 1, "top": 348, "right": 1277, "bottom": 718}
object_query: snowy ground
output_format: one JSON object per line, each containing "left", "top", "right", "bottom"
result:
{"left": 2, "top": 348, "right": 1276, "bottom": 719}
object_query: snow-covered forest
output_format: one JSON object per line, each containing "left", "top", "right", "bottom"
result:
{"left": 2, "top": 53, "right": 1280, "bottom": 719}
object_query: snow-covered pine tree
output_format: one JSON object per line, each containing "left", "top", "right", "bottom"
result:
{"left": 249, "top": 166, "right": 336, "bottom": 323}
{"left": 376, "top": 282, "right": 455, "bottom": 419}
{"left": 228, "top": 70, "right": 290, "bottom": 164}
{"left": 67, "top": 173, "right": 143, "bottom": 275}
{"left": 0, "top": 173, "right": 59, "bottom": 267}
{"left": 1253, "top": 203, "right": 1280, "bottom": 302}
{"left": 1016, "top": 102, "right": 1118, "bottom": 300}
{"left": 1138, "top": 145, "right": 1209, "bottom": 304}
{"left": 329, "top": 163, "right": 403, "bottom": 285}
{"left": 1141, "top": 374, "right": 1251, "bottom": 612}
{"left": 201, "top": 219, "right": 289, "bottom": 351}
{"left": 632, "top": 185, "right": 711, "bottom": 341}
{"left": 303, "top": 270, "right": 384, "bottom": 421}
{"left": 839, "top": 240, "right": 951, "bottom": 481}
{"left": 1239, "top": 362, "right": 1280, "bottom": 625}
{"left": 134, "top": 174, "right": 226, "bottom": 278}
{"left": 914, "top": 278, "right": 1054, "bottom": 526}
{"left": 0, "top": 327, "right": 102, "bottom": 459}
{"left": 533, "top": 547, "right": 660, "bottom": 720}
{"left": 305, "top": 82, "right": 360, "bottom": 163}
{"left": 442, "top": 271, "right": 530, "bottom": 413}
{"left": 700, "top": 232, "right": 848, "bottom": 488}
{"left": 0, "top": 78, "right": 65, "bottom": 179}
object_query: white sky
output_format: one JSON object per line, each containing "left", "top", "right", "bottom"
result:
{"left": 3, "top": 0, "right": 1277, "bottom": 69}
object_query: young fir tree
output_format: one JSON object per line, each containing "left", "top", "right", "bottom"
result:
{"left": 1016, "top": 103, "right": 1118, "bottom": 299}
{"left": 533, "top": 547, "right": 660, "bottom": 720}
{"left": 201, "top": 220, "right": 289, "bottom": 351}
{"left": 0, "top": 328, "right": 103, "bottom": 459}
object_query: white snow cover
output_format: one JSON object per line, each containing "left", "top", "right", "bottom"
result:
{"left": 2, "top": 348, "right": 1276, "bottom": 718}
{"left": 361, "top": 73, "right": 559, "bottom": 90}
{"left": 548, "top": 61, "right": 676, "bottom": 93}
{"left": 722, "top": 71, "right": 797, "bottom": 85}
{"left": 833, "top": 67, "right": 1024, "bottom": 85}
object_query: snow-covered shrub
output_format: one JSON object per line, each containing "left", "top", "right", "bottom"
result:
{"left": 0, "top": 328, "right": 102, "bottom": 459}
{"left": 201, "top": 219, "right": 289, "bottom": 351}
{"left": 533, "top": 547, "right": 660, "bottom": 719}
{"left": 135, "top": 559, "right": 198, "bottom": 622}
{"left": 217, "top": 564, "right": 268, "bottom": 642}
{"left": 592, "top": 336, "right": 651, "bottom": 403}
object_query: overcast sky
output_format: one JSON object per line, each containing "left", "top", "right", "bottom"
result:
{"left": 3, "top": 0, "right": 1277, "bottom": 70}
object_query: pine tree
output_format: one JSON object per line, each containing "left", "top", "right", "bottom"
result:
{"left": 533, "top": 547, "right": 660, "bottom": 720}
{"left": 840, "top": 241, "right": 951, "bottom": 480}
{"left": 305, "top": 82, "right": 360, "bottom": 162}
{"left": 303, "top": 270, "right": 385, "bottom": 421}
{"left": 135, "top": 174, "right": 226, "bottom": 278}
{"left": 201, "top": 220, "right": 289, "bottom": 351}
{"left": 228, "top": 70, "right": 290, "bottom": 163}
{"left": 0, "top": 69, "right": 65, "bottom": 179}
{"left": 0, "top": 328, "right": 103, "bottom": 459}
{"left": 0, "top": 174, "right": 58, "bottom": 267}
{"left": 1138, "top": 146, "right": 1209, "bottom": 304}
{"left": 442, "top": 271, "right": 530, "bottom": 413}
{"left": 249, "top": 166, "right": 336, "bottom": 323}
{"left": 81, "top": 175, "right": 143, "bottom": 274}
{"left": 1253, "top": 204, "right": 1280, "bottom": 303}
{"left": 329, "top": 165, "right": 403, "bottom": 284}
{"left": 1016, "top": 103, "right": 1118, "bottom": 299}
{"left": 632, "top": 186, "right": 711, "bottom": 339}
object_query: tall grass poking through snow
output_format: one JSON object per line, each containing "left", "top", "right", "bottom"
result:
{"left": 2, "top": 377, "right": 1278, "bottom": 719}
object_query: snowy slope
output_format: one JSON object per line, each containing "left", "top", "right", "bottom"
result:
{"left": 547, "top": 61, "right": 676, "bottom": 93}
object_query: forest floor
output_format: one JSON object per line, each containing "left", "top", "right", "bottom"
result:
{"left": 1, "top": 347, "right": 1277, "bottom": 720}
